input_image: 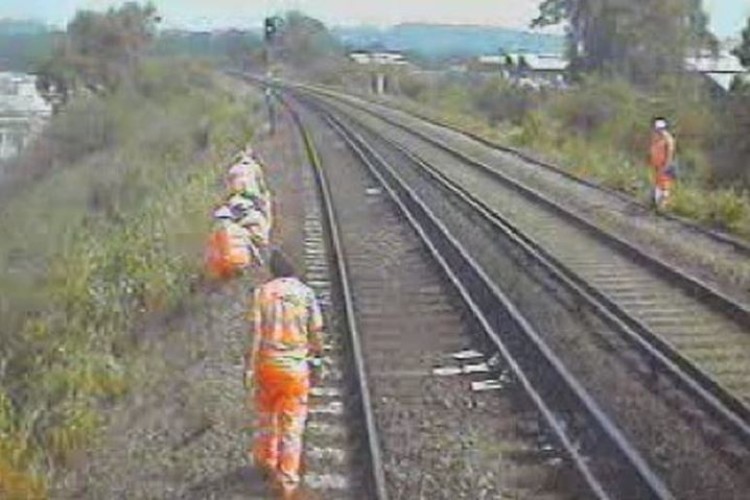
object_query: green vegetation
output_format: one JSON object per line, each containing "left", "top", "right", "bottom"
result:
{"left": 1, "top": 3, "right": 258, "bottom": 494}
{"left": 0, "top": 59, "right": 255, "bottom": 498}
{"left": 36, "top": 2, "right": 160, "bottom": 107}
{"left": 382, "top": 71, "right": 750, "bottom": 237}
{"left": 533, "top": 0, "right": 717, "bottom": 84}
{"left": 153, "top": 29, "right": 263, "bottom": 67}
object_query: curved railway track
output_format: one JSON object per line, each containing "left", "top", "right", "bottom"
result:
{"left": 276, "top": 87, "right": 750, "bottom": 498}
{"left": 279, "top": 93, "right": 682, "bottom": 499}
{"left": 316, "top": 87, "right": 750, "bottom": 258}
{"left": 298, "top": 88, "right": 750, "bottom": 437}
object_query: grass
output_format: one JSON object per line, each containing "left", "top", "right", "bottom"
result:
{"left": 0, "top": 59, "right": 257, "bottom": 497}
{"left": 352, "top": 72, "right": 750, "bottom": 239}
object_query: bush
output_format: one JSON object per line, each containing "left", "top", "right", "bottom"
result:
{"left": 473, "top": 78, "right": 539, "bottom": 125}
{"left": 399, "top": 72, "right": 429, "bottom": 101}
{"left": 0, "top": 60, "right": 257, "bottom": 493}
{"left": 672, "top": 186, "right": 750, "bottom": 235}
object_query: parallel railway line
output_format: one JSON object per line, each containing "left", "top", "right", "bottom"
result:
{"left": 233, "top": 71, "right": 750, "bottom": 498}
{"left": 282, "top": 94, "right": 677, "bottom": 499}
{"left": 283, "top": 87, "right": 750, "bottom": 498}
{"left": 302, "top": 88, "right": 750, "bottom": 438}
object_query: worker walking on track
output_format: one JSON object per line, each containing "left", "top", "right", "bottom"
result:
{"left": 649, "top": 117, "right": 677, "bottom": 210}
{"left": 228, "top": 194, "right": 271, "bottom": 265}
{"left": 245, "top": 250, "right": 325, "bottom": 499}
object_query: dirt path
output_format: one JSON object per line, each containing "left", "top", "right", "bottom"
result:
{"left": 53, "top": 111, "right": 309, "bottom": 499}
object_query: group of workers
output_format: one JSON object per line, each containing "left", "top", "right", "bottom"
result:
{"left": 204, "top": 145, "right": 325, "bottom": 499}
{"left": 195, "top": 113, "right": 675, "bottom": 498}
{"left": 205, "top": 145, "right": 272, "bottom": 278}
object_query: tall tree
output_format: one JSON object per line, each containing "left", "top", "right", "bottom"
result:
{"left": 273, "top": 12, "right": 344, "bottom": 70}
{"left": 37, "top": 2, "right": 159, "bottom": 105}
{"left": 734, "top": 16, "right": 750, "bottom": 69}
{"left": 532, "top": 0, "right": 717, "bottom": 83}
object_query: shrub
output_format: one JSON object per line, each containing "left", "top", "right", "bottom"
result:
{"left": 0, "top": 60, "right": 257, "bottom": 491}
{"left": 473, "top": 78, "right": 539, "bottom": 125}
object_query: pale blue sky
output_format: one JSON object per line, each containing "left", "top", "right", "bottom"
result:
{"left": 1, "top": 0, "right": 749, "bottom": 37}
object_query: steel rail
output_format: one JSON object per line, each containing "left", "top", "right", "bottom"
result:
{"left": 297, "top": 88, "right": 750, "bottom": 434}
{"left": 302, "top": 95, "right": 675, "bottom": 500}
{"left": 303, "top": 86, "right": 750, "bottom": 328}
{"left": 309, "top": 85, "right": 750, "bottom": 257}
{"left": 317, "top": 99, "right": 750, "bottom": 449}
{"left": 300, "top": 88, "right": 750, "bottom": 438}
{"left": 285, "top": 99, "right": 389, "bottom": 500}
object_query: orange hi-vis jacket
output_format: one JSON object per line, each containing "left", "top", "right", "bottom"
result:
{"left": 252, "top": 277, "right": 324, "bottom": 374}
{"left": 227, "top": 161, "right": 265, "bottom": 197}
{"left": 649, "top": 130, "right": 675, "bottom": 170}
{"left": 649, "top": 130, "right": 676, "bottom": 190}
{"left": 204, "top": 220, "right": 252, "bottom": 280}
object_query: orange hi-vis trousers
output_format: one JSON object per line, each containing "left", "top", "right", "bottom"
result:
{"left": 252, "top": 361, "right": 309, "bottom": 495}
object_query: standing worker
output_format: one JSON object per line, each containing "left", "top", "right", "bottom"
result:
{"left": 649, "top": 117, "right": 677, "bottom": 210}
{"left": 245, "top": 250, "right": 325, "bottom": 499}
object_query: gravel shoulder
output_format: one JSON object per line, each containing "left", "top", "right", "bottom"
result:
{"left": 338, "top": 112, "right": 750, "bottom": 499}
{"left": 301, "top": 104, "right": 585, "bottom": 500}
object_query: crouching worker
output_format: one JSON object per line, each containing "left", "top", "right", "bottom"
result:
{"left": 229, "top": 195, "right": 271, "bottom": 265}
{"left": 227, "top": 153, "right": 268, "bottom": 200}
{"left": 204, "top": 205, "right": 253, "bottom": 281}
{"left": 245, "top": 250, "right": 325, "bottom": 499}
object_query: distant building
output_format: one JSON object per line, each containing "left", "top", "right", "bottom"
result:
{"left": 0, "top": 72, "right": 51, "bottom": 161}
{"left": 686, "top": 51, "right": 748, "bottom": 91}
{"left": 474, "top": 53, "right": 568, "bottom": 88}
{"left": 349, "top": 51, "right": 409, "bottom": 66}
{"left": 474, "top": 51, "right": 749, "bottom": 92}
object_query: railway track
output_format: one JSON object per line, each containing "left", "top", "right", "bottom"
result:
{"left": 312, "top": 87, "right": 750, "bottom": 258}
{"left": 302, "top": 89, "right": 750, "bottom": 435}
{"left": 324, "top": 90, "right": 750, "bottom": 257}
{"left": 282, "top": 89, "right": 750, "bottom": 498}
{"left": 280, "top": 94, "right": 684, "bottom": 499}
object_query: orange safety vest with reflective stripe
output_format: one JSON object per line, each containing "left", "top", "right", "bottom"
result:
{"left": 649, "top": 130, "right": 675, "bottom": 171}
{"left": 205, "top": 220, "right": 251, "bottom": 279}
{"left": 252, "top": 277, "right": 324, "bottom": 373}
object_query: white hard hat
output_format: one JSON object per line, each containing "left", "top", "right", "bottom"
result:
{"left": 213, "top": 205, "right": 233, "bottom": 219}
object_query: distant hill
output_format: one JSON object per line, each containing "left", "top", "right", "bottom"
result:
{"left": 0, "top": 19, "right": 49, "bottom": 35}
{"left": 333, "top": 23, "right": 564, "bottom": 58}
{"left": 0, "top": 21, "right": 54, "bottom": 72}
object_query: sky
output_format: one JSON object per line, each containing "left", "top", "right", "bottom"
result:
{"left": 1, "top": 0, "right": 749, "bottom": 38}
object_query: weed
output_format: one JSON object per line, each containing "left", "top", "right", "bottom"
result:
{"left": 0, "top": 60, "right": 258, "bottom": 492}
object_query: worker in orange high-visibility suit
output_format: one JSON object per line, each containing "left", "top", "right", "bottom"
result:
{"left": 228, "top": 194, "right": 271, "bottom": 265}
{"left": 227, "top": 155, "right": 268, "bottom": 200}
{"left": 204, "top": 205, "right": 254, "bottom": 281}
{"left": 245, "top": 250, "right": 324, "bottom": 499}
{"left": 649, "top": 117, "right": 677, "bottom": 210}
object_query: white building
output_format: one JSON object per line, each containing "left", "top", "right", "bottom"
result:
{"left": 475, "top": 53, "right": 569, "bottom": 88}
{"left": 686, "top": 51, "right": 748, "bottom": 91}
{"left": 0, "top": 72, "right": 51, "bottom": 161}
{"left": 349, "top": 51, "right": 409, "bottom": 66}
